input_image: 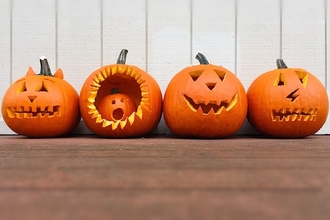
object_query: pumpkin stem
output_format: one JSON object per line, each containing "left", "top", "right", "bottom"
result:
{"left": 111, "top": 88, "right": 120, "bottom": 94}
{"left": 276, "top": 59, "right": 288, "bottom": 69}
{"left": 117, "top": 49, "right": 129, "bottom": 64}
{"left": 39, "top": 56, "right": 53, "bottom": 76}
{"left": 195, "top": 53, "right": 209, "bottom": 65}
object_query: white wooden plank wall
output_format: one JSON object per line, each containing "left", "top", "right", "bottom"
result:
{"left": 1, "top": 0, "right": 329, "bottom": 135}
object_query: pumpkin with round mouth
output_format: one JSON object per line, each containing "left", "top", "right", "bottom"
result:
{"left": 79, "top": 49, "right": 162, "bottom": 138}
{"left": 163, "top": 53, "right": 248, "bottom": 138}
{"left": 247, "top": 59, "right": 329, "bottom": 138}
{"left": 1, "top": 57, "right": 80, "bottom": 137}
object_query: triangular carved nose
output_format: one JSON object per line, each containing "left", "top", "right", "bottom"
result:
{"left": 205, "top": 82, "right": 216, "bottom": 90}
{"left": 28, "top": 96, "right": 37, "bottom": 103}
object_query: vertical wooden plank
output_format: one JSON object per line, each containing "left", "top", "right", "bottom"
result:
{"left": 102, "top": 0, "right": 146, "bottom": 69}
{"left": 57, "top": 0, "right": 101, "bottom": 92}
{"left": 236, "top": 0, "right": 281, "bottom": 134}
{"left": 282, "top": 0, "right": 328, "bottom": 134}
{"left": 192, "top": 0, "right": 236, "bottom": 71}
{"left": 0, "top": 0, "right": 11, "bottom": 133}
{"left": 11, "top": 0, "right": 56, "bottom": 81}
{"left": 147, "top": 0, "right": 191, "bottom": 134}
{"left": 236, "top": 0, "right": 281, "bottom": 89}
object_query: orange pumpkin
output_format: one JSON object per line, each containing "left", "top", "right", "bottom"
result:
{"left": 1, "top": 57, "right": 80, "bottom": 137}
{"left": 247, "top": 59, "right": 329, "bottom": 138}
{"left": 163, "top": 53, "right": 248, "bottom": 138}
{"left": 79, "top": 49, "right": 162, "bottom": 138}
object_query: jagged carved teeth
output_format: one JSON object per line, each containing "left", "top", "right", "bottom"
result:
{"left": 183, "top": 93, "right": 238, "bottom": 115}
{"left": 87, "top": 65, "right": 150, "bottom": 130}
{"left": 6, "top": 106, "right": 60, "bottom": 118}
{"left": 271, "top": 108, "right": 317, "bottom": 122}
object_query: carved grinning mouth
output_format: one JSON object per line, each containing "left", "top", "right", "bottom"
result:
{"left": 272, "top": 108, "right": 317, "bottom": 122}
{"left": 183, "top": 93, "right": 238, "bottom": 115}
{"left": 7, "top": 106, "right": 60, "bottom": 118}
{"left": 87, "top": 65, "right": 150, "bottom": 130}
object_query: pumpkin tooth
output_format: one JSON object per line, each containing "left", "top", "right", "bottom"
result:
{"left": 135, "top": 106, "right": 143, "bottom": 119}
{"left": 96, "top": 115, "right": 103, "bottom": 123}
{"left": 111, "top": 66, "right": 118, "bottom": 75}
{"left": 291, "top": 114, "right": 298, "bottom": 121}
{"left": 92, "top": 80, "right": 101, "bottom": 88}
{"left": 97, "top": 72, "right": 106, "bottom": 82}
{"left": 89, "top": 111, "right": 99, "bottom": 119}
{"left": 120, "top": 118, "right": 128, "bottom": 129}
{"left": 137, "top": 78, "right": 146, "bottom": 85}
{"left": 134, "top": 72, "right": 142, "bottom": 80}
{"left": 130, "top": 68, "right": 136, "bottom": 77}
{"left": 303, "top": 115, "right": 310, "bottom": 121}
{"left": 118, "top": 65, "right": 128, "bottom": 74}
{"left": 284, "top": 115, "right": 290, "bottom": 121}
{"left": 105, "top": 67, "right": 111, "bottom": 75}
{"left": 140, "top": 101, "right": 150, "bottom": 111}
{"left": 6, "top": 108, "right": 15, "bottom": 118}
{"left": 126, "top": 67, "right": 133, "bottom": 76}
{"left": 226, "top": 93, "right": 238, "bottom": 111}
{"left": 88, "top": 91, "right": 98, "bottom": 103}
{"left": 87, "top": 103, "right": 96, "bottom": 110}
{"left": 128, "top": 112, "right": 135, "bottom": 125}
{"left": 102, "top": 120, "right": 112, "bottom": 128}
{"left": 140, "top": 84, "right": 149, "bottom": 92}
{"left": 216, "top": 106, "right": 224, "bottom": 114}
{"left": 111, "top": 120, "right": 120, "bottom": 130}
{"left": 93, "top": 76, "right": 100, "bottom": 84}
{"left": 101, "top": 69, "right": 108, "bottom": 79}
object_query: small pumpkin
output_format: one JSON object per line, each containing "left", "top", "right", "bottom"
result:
{"left": 163, "top": 53, "right": 248, "bottom": 138}
{"left": 247, "top": 59, "right": 329, "bottom": 138}
{"left": 1, "top": 57, "right": 80, "bottom": 137}
{"left": 79, "top": 49, "right": 162, "bottom": 138}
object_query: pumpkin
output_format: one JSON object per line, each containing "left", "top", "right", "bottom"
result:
{"left": 163, "top": 53, "right": 248, "bottom": 138}
{"left": 247, "top": 59, "right": 329, "bottom": 138}
{"left": 79, "top": 49, "right": 162, "bottom": 138}
{"left": 1, "top": 57, "right": 80, "bottom": 137}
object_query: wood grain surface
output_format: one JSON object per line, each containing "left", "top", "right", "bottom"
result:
{"left": 0, "top": 135, "right": 329, "bottom": 220}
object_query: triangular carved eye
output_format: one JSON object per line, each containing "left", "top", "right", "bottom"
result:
{"left": 189, "top": 70, "right": 203, "bottom": 81}
{"left": 214, "top": 69, "right": 227, "bottom": 81}
{"left": 16, "top": 81, "right": 27, "bottom": 94}
{"left": 274, "top": 72, "right": 287, "bottom": 86}
{"left": 295, "top": 71, "right": 308, "bottom": 88}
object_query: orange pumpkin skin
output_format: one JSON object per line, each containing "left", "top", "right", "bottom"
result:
{"left": 97, "top": 91, "right": 137, "bottom": 121}
{"left": 1, "top": 59, "right": 80, "bottom": 137}
{"left": 79, "top": 49, "right": 162, "bottom": 138}
{"left": 163, "top": 53, "right": 248, "bottom": 138}
{"left": 247, "top": 59, "right": 329, "bottom": 138}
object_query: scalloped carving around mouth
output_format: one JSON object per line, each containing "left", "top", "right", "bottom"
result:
{"left": 7, "top": 106, "right": 60, "bottom": 118}
{"left": 271, "top": 108, "right": 317, "bottom": 122}
{"left": 183, "top": 93, "right": 238, "bottom": 115}
{"left": 87, "top": 66, "right": 150, "bottom": 130}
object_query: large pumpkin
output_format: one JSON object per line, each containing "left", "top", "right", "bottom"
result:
{"left": 1, "top": 57, "right": 80, "bottom": 137}
{"left": 79, "top": 49, "right": 162, "bottom": 138}
{"left": 247, "top": 59, "right": 329, "bottom": 138}
{"left": 163, "top": 53, "right": 248, "bottom": 138}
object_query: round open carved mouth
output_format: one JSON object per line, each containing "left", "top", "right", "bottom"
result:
{"left": 7, "top": 105, "right": 60, "bottom": 118}
{"left": 271, "top": 108, "right": 317, "bottom": 122}
{"left": 87, "top": 66, "right": 150, "bottom": 130}
{"left": 183, "top": 93, "right": 238, "bottom": 115}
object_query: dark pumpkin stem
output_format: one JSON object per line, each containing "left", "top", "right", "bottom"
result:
{"left": 276, "top": 59, "right": 288, "bottom": 69}
{"left": 111, "top": 88, "right": 120, "bottom": 94}
{"left": 195, "top": 53, "right": 209, "bottom": 65}
{"left": 39, "top": 56, "right": 53, "bottom": 76}
{"left": 117, "top": 49, "right": 129, "bottom": 64}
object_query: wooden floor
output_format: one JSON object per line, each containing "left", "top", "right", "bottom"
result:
{"left": 0, "top": 135, "right": 330, "bottom": 220}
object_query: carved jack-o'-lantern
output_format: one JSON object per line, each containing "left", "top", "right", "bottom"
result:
{"left": 97, "top": 88, "right": 137, "bottom": 122}
{"left": 1, "top": 57, "right": 80, "bottom": 137}
{"left": 247, "top": 59, "right": 329, "bottom": 138}
{"left": 79, "top": 49, "right": 162, "bottom": 138}
{"left": 163, "top": 53, "right": 248, "bottom": 138}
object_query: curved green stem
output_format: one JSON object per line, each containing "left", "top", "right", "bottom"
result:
{"left": 117, "top": 49, "right": 129, "bottom": 64}
{"left": 39, "top": 56, "right": 53, "bottom": 76}
{"left": 195, "top": 53, "right": 209, "bottom": 65}
{"left": 276, "top": 59, "right": 288, "bottom": 69}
